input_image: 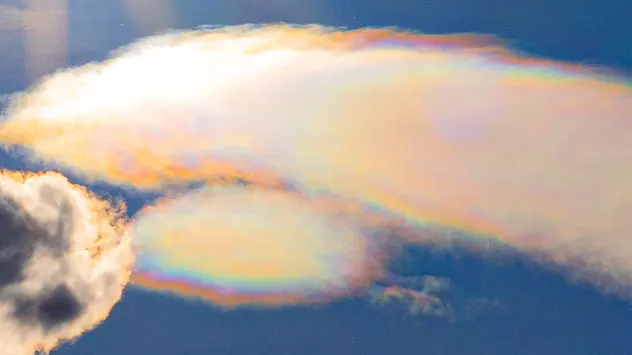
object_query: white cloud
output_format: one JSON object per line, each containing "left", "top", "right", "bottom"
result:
{"left": 0, "top": 171, "right": 133, "bottom": 354}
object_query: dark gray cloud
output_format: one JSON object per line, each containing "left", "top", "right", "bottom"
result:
{"left": 0, "top": 171, "right": 133, "bottom": 354}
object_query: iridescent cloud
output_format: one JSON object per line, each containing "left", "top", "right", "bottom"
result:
{"left": 0, "top": 24, "right": 631, "bottom": 305}
{"left": 131, "top": 185, "right": 388, "bottom": 307}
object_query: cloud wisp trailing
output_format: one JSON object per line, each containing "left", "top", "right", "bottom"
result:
{"left": 0, "top": 24, "right": 631, "bottom": 306}
{"left": 0, "top": 171, "right": 133, "bottom": 355}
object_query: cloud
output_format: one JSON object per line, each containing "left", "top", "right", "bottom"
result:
{"left": 0, "top": 24, "right": 631, "bottom": 304}
{"left": 130, "top": 184, "right": 389, "bottom": 307}
{"left": 0, "top": 171, "right": 133, "bottom": 354}
{"left": 368, "top": 280, "right": 456, "bottom": 320}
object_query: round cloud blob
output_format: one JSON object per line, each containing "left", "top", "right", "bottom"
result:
{"left": 131, "top": 186, "right": 387, "bottom": 307}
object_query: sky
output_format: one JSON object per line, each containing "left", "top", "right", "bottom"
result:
{"left": 0, "top": 1, "right": 631, "bottom": 355}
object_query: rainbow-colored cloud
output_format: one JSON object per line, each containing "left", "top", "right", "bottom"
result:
{"left": 1, "top": 24, "right": 631, "bottom": 307}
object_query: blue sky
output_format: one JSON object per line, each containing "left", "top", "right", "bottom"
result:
{"left": 1, "top": 0, "right": 631, "bottom": 354}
